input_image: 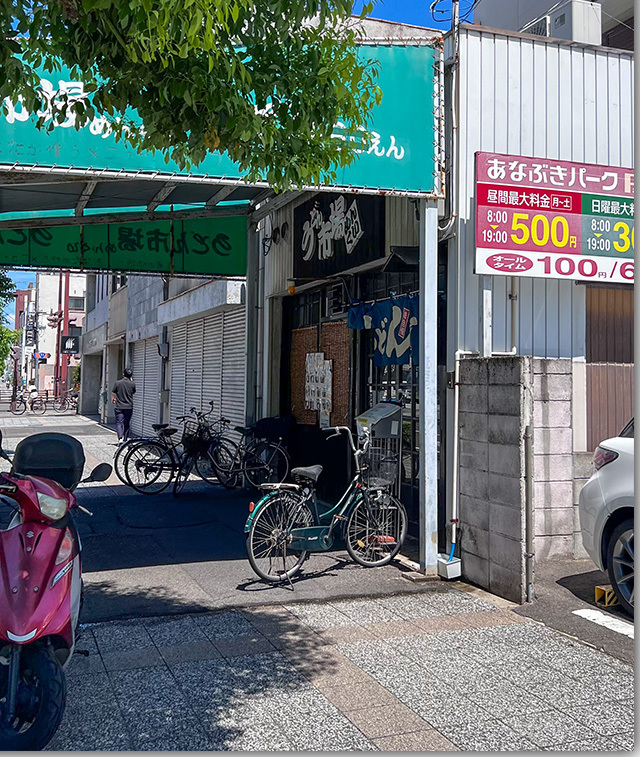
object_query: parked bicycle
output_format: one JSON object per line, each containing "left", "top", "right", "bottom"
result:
{"left": 210, "top": 418, "right": 290, "bottom": 490}
{"left": 244, "top": 425, "right": 407, "bottom": 584}
{"left": 118, "top": 403, "right": 229, "bottom": 494}
{"left": 53, "top": 392, "right": 79, "bottom": 413}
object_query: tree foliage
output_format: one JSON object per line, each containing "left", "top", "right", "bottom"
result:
{"left": 0, "top": 269, "right": 15, "bottom": 314}
{"left": 1, "top": 1, "right": 381, "bottom": 189}
{"left": 0, "top": 323, "right": 18, "bottom": 377}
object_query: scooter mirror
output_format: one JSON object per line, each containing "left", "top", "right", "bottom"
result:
{"left": 0, "top": 429, "right": 10, "bottom": 462}
{"left": 87, "top": 463, "right": 112, "bottom": 483}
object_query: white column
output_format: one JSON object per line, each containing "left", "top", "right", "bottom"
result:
{"left": 481, "top": 276, "right": 492, "bottom": 357}
{"left": 244, "top": 220, "right": 259, "bottom": 425}
{"left": 418, "top": 198, "right": 439, "bottom": 574}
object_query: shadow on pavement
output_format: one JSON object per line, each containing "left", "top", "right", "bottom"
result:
{"left": 57, "top": 603, "right": 341, "bottom": 751}
{"left": 556, "top": 568, "right": 632, "bottom": 622}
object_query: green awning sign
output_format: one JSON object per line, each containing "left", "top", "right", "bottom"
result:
{"left": 0, "top": 216, "right": 247, "bottom": 275}
{"left": 0, "top": 44, "right": 440, "bottom": 196}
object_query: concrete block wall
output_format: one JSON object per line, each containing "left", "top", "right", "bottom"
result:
{"left": 458, "top": 356, "right": 530, "bottom": 604}
{"left": 532, "top": 359, "right": 579, "bottom": 559}
{"left": 126, "top": 275, "right": 163, "bottom": 341}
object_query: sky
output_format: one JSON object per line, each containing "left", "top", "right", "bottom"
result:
{"left": 2, "top": 1, "right": 473, "bottom": 326}
{"left": 353, "top": 0, "right": 475, "bottom": 30}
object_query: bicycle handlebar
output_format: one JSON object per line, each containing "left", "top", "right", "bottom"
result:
{"left": 323, "top": 425, "right": 362, "bottom": 455}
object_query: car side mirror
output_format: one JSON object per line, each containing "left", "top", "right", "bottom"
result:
{"left": 83, "top": 463, "right": 112, "bottom": 483}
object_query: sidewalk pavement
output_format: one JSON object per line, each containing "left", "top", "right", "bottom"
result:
{"left": 48, "top": 585, "right": 634, "bottom": 752}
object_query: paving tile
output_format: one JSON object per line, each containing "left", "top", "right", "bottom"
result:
{"left": 322, "top": 679, "right": 399, "bottom": 711}
{"left": 126, "top": 707, "right": 213, "bottom": 751}
{"left": 373, "top": 729, "right": 459, "bottom": 751}
{"left": 101, "top": 647, "right": 164, "bottom": 671}
{"left": 501, "top": 708, "right": 595, "bottom": 748}
{"left": 576, "top": 671, "right": 635, "bottom": 702}
{"left": 328, "top": 597, "right": 401, "bottom": 625}
{"left": 607, "top": 731, "right": 635, "bottom": 751}
{"left": 213, "top": 636, "right": 276, "bottom": 658}
{"left": 560, "top": 698, "right": 635, "bottom": 736}
{"left": 319, "top": 625, "right": 378, "bottom": 645}
{"left": 143, "top": 614, "right": 208, "bottom": 646}
{"left": 364, "top": 619, "right": 429, "bottom": 639}
{"left": 344, "top": 702, "right": 430, "bottom": 738}
{"left": 414, "top": 615, "right": 471, "bottom": 633}
{"left": 194, "top": 609, "right": 259, "bottom": 639}
{"left": 110, "top": 667, "right": 185, "bottom": 714}
{"left": 157, "top": 641, "right": 221, "bottom": 664}
{"left": 410, "top": 695, "right": 494, "bottom": 733}
{"left": 464, "top": 678, "right": 550, "bottom": 719}
{"left": 283, "top": 601, "right": 356, "bottom": 629}
{"left": 459, "top": 608, "right": 528, "bottom": 628}
{"left": 45, "top": 672, "right": 131, "bottom": 751}
{"left": 92, "top": 621, "right": 154, "bottom": 653}
{"left": 545, "top": 735, "right": 629, "bottom": 751}
{"left": 440, "top": 717, "right": 538, "bottom": 751}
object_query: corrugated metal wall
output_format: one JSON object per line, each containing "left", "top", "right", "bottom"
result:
{"left": 455, "top": 27, "right": 634, "bottom": 358}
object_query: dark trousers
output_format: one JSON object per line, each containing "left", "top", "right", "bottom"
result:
{"left": 116, "top": 408, "right": 133, "bottom": 441}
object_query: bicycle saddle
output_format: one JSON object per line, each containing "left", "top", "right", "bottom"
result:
{"left": 234, "top": 426, "right": 253, "bottom": 435}
{"left": 158, "top": 427, "right": 178, "bottom": 437}
{"left": 291, "top": 465, "right": 323, "bottom": 483}
{"left": 152, "top": 423, "right": 169, "bottom": 430}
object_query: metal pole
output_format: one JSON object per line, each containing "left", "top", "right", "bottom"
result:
{"left": 244, "top": 219, "right": 259, "bottom": 425}
{"left": 419, "top": 198, "right": 439, "bottom": 575}
{"left": 524, "top": 424, "right": 535, "bottom": 602}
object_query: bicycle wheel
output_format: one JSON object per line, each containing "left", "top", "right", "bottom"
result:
{"left": 246, "top": 493, "right": 313, "bottom": 583}
{"left": 124, "top": 441, "right": 174, "bottom": 494}
{"left": 173, "top": 454, "right": 195, "bottom": 497}
{"left": 244, "top": 440, "right": 289, "bottom": 489}
{"left": 209, "top": 438, "right": 240, "bottom": 489}
{"left": 10, "top": 398, "right": 26, "bottom": 415}
{"left": 31, "top": 398, "right": 46, "bottom": 415}
{"left": 53, "top": 397, "right": 68, "bottom": 412}
{"left": 345, "top": 492, "right": 408, "bottom": 567}
{"left": 114, "top": 439, "right": 138, "bottom": 485}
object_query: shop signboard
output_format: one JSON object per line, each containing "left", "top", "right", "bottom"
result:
{"left": 61, "top": 336, "right": 80, "bottom": 354}
{"left": 293, "top": 193, "right": 384, "bottom": 278}
{"left": 0, "top": 44, "right": 441, "bottom": 197}
{"left": 475, "top": 152, "right": 634, "bottom": 284}
{"left": 0, "top": 216, "right": 247, "bottom": 276}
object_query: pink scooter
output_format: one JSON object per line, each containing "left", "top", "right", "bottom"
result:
{"left": 0, "top": 430, "right": 111, "bottom": 750}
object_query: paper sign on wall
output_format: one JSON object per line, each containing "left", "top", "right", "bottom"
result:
{"left": 304, "top": 352, "right": 333, "bottom": 413}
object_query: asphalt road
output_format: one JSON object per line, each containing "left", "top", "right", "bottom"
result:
{"left": 0, "top": 410, "right": 634, "bottom": 667}
{"left": 514, "top": 558, "right": 634, "bottom": 666}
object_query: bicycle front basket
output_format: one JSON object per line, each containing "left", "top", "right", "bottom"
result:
{"left": 363, "top": 448, "right": 398, "bottom": 490}
{"left": 181, "top": 420, "right": 213, "bottom": 453}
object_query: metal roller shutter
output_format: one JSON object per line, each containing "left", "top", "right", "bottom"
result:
{"left": 221, "top": 308, "right": 246, "bottom": 429}
{"left": 202, "top": 312, "right": 223, "bottom": 418}
{"left": 142, "top": 339, "right": 159, "bottom": 437}
{"left": 130, "top": 341, "right": 146, "bottom": 436}
{"left": 185, "top": 318, "right": 205, "bottom": 415}
{"left": 169, "top": 323, "right": 187, "bottom": 427}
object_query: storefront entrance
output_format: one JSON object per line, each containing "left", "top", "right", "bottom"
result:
{"left": 279, "top": 243, "right": 448, "bottom": 543}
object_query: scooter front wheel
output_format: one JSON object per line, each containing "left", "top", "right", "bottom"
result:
{"left": 0, "top": 645, "right": 67, "bottom": 751}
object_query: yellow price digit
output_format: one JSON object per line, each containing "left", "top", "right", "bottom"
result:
{"left": 511, "top": 213, "right": 529, "bottom": 244}
{"left": 613, "top": 221, "right": 634, "bottom": 253}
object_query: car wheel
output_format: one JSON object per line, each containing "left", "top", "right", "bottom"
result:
{"left": 606, "top": 518, "right": 634, "bottom": 617}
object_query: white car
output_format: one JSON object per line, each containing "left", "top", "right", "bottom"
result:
{"left": 579, "top": 419, "right": 634, "bottom": 616}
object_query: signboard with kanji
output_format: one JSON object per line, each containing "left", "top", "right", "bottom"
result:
{"left": 475, "top": 152, "right": 634, "bottom": 284}
{"left": 0, "top": 216, "right": 247, "bottom": 276}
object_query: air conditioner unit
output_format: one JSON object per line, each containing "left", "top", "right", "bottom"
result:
{"left": 521, "top": 15, "right": 550, "bottom": 36}
{"left": 520, "top": 0, "right": 601, "bottom": 45}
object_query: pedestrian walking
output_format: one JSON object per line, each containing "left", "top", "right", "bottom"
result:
{"left": 112, "top": 367, "right": 136, "bottom": 443}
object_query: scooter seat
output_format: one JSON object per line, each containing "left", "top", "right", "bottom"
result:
{"left": 291, "top": 465, "right": 323, "bottom": 483}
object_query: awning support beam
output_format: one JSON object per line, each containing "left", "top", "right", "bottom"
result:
{"left": 205, "top": 185, "right": 236, "bottom": 208}
{"left": 74, "top": 180, "right": 97, "bottom": 217}
{"left": 147, "top": 182, "right": 178, "bottom": 212}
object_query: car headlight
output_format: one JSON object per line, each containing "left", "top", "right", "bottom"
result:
{"left": 36, "top": 492, "right": 68, "bottom": 520}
